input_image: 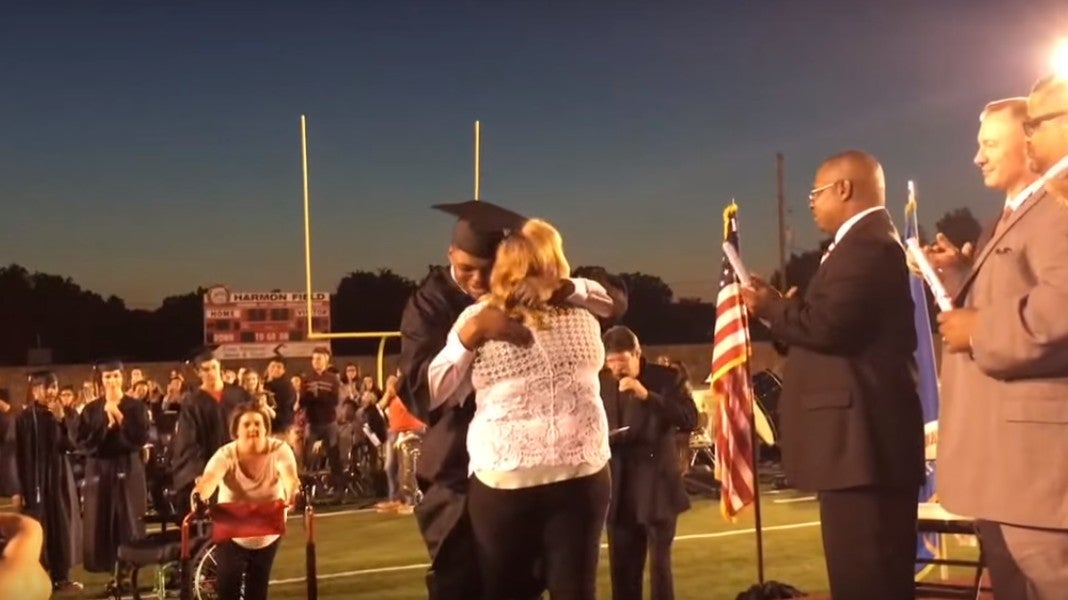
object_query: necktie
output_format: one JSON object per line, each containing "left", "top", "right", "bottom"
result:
{"left": 820, "top": 242, "right": 836, "bottom": 264}
{"left": 993, "top": 206, "right": 1013, "bottom": 237}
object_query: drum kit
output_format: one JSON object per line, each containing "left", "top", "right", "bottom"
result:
{"left": 685, "top": 369, "right": 785, "bottom": 494}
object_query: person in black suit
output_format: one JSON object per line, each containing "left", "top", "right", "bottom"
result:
{"left": 741, "top": 150, "right": 924, "bottom": 600}
{"left": 600, "top": 326, "right": 698, "bottom": 600}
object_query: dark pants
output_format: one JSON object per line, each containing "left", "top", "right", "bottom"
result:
{"left": 425, "top": 509, "right": 482, "bottom": 600}
{"left": 607, "top": 517, "right": 678, "bottom": 600}
{"left": 306, "top": 422, "right": 344, "bottom": 484}
{"left": 24, "top": 505, "right": 71, "bottom": 582}
{"left": 977, "top": 520, "right": 1030, "bottom": 600}
{"left": 468, "top": 468, "right": 610, "bottom": 600}
{"left": 818, "top": 486, "right": 917, "bottom": 600}
{"left": 215, "top": 539, "right": 280, "bottom": 600}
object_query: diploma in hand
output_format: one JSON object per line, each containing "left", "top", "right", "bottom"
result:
{"left": 722, "top": 242, "right": 752, "bottom": 287}
{"left": 904, "top": 239, "right": 954, "bottom": 311}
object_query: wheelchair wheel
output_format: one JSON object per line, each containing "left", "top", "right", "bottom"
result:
{"left": 191, "top": 542, "right": 219, "bottom": 600}
{"left": 351, "top": 442, "right": 377, "bottom": 498}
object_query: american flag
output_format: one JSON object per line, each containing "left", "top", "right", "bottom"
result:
{"left": 711, "top": 202, "right": 757, "bottom": 520}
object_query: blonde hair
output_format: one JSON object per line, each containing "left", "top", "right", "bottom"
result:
{"left": 486, "top": 219, "right": 571, "bottom": 328}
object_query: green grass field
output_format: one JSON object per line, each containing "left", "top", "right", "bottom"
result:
{"left": 34, "top": 490, "right": 981, "bottom": 599}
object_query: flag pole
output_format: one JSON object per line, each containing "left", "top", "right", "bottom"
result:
{"left": 751, "top": 417, "right": 766, "bottom": 583}
{"left": 474, "top": 120, "right": 481, "bottom": 201}
{"left": 725, "top": 199, "right": 766, "bottom": 584}
{"left": 746, "top": 311, "right": 766, "bottom": 584}
{"left": 776, "top": 153, "right": 787, "bottom": 292}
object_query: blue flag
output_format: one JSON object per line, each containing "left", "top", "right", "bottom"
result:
{"left": 903, "top": 198, "right": 941, "bottom": 578}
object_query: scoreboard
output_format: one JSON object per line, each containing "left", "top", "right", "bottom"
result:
{"left": 203, "top": 285, "right": 332, "bottom": 360}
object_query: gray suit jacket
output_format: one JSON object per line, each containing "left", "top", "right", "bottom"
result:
{"left": 938, "top": 191, "right": 1068, "bottom": 529}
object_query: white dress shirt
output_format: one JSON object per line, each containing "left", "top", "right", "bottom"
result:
{"left": 823, "top": 206, "right": 887, "bottom": 260}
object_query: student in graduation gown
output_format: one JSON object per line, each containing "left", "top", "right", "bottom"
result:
{"left": 12, "top": 371, "right": 83, "bottom": 592}
{"left": 77, "top": 359, "right": 150, "bottom": 583}
{"left": 170, "top": 348, "right": 251, "bottom": 515}
{"left": 399, "top": 200, "right": 624, "bottom": 600}
{"left": 0, "top": 389, "right": 17, "bottom": 498}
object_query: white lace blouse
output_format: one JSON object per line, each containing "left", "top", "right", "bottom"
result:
{"left": 430, "top": 302, "right": 611, "bottom": 489}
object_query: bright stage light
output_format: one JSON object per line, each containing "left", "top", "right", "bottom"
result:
{"left": 1053, "top": 38, "right": 1068, "bottom": 80}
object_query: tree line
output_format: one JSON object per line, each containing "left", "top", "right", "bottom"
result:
{"left": 0, "top": 209, "right": 982, "bottom": 366}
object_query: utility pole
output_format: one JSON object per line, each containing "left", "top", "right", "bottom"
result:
{"left": 776, "top": 153, "right": 787, "bottom": 290}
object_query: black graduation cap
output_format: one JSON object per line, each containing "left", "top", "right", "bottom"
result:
{"left": 92, "top": 356, "right": 126, "bottom": 373}
{"left": 433, "top": 200, "right": 527, "bottom": 259}
{"left": 26, "top": 370, "right": 58, "bottom": 386}
{"left": 186, "top": 344, "right": 220, "bottom": 365}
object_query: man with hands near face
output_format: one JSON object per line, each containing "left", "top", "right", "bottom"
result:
{"left": 741, "top": 150, "right": 924, "bottom": 600}
{"left": 599, "top": 326, "right": 697, "bottom": 600}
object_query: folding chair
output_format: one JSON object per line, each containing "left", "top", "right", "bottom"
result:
{"left": 914, "top": 502, "right": 991, "bottom": 600}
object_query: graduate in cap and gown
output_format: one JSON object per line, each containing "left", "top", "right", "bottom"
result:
{"left": 169, "top": 347, "right": 252, "bottom": 515}
{"left": 12, "top": 370, "right": 83, "bottom": 592}
{"left": 0, "top": 388, "right": 17, "bottom": 498}
{"left": 399, "top": 200, "right": 625, "bottom": 600}
{"left": 77, "top": 358, "right": 150, "bottom": 581}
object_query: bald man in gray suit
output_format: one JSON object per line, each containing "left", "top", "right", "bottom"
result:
{"left": 935, "top": 76, "right": 1068, "bottom": 600}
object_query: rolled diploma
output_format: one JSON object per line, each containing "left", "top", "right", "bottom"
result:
{"left": 722, "top": 242, "right": 752, "bottom": 287}
{"left": 905, "top": 239, "right": 954, "bottom": 311}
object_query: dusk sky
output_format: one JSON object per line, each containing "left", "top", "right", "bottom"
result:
{"left": 3, "top": 1, "right": 1067, "bottom": 308}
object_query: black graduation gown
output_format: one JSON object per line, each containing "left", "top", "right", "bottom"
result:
{"left": 264, "top": 377, "right": 295, "bottom": 433}
{"left": 398, "top": 267, "right": 478, "bottom": 566}
{"left": 0, "top": 408, "right": 18, "bottom": 496}
{"left": 13, "top": 403, "right": 83, "bottom": 579}
{"left": 77, "top": 396, "right": 150, "bottom": 573}
{"left": 169, "top": 384, "right": 249, "bottom": 493}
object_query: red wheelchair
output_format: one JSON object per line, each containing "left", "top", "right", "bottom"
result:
{"left": 175, "top": 491, "right": 318, "bottom": 600}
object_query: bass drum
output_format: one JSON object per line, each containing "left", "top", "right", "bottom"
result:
{"left": 751, "top": 369, "right": 782, "bottom": 447}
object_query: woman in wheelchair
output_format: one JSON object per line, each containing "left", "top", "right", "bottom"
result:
{"left": 193, "top": 403, "right": 299, "bottom": 600}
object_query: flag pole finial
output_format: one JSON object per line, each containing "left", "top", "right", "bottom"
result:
{"left": 905, "top": 180, "right": 918, "bottom": 218}
{"left": 723, "top": 199, "right": 738, "bottom": 240}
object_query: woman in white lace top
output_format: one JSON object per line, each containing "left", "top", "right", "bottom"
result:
{"left": 429, "top": 218, "right": 612, "bottom": 600}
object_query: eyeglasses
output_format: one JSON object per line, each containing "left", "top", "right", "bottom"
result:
{"left": 1023, "top": 110, "right": 1068, "bottom": 136}
{"left": 808, "top": 180, "right": 839, "bottom": 201}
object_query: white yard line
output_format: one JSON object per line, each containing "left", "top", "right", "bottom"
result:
{"left": 142, "top": 506, "right": 380, "bottom": 533}
{"left": 270, "top": 562, "right": 432, "bottom": 585}
{"left": 670, "top": 520, "right": 820, "bottom": 543}
{"left": 772, "top": 495, "right": 817, "bottom": 504}
{"left": 264, "top": 520, "right": 822, "bottom": 587}
{"left": 298, "top": 507, "right": 378, "bottom": 520}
